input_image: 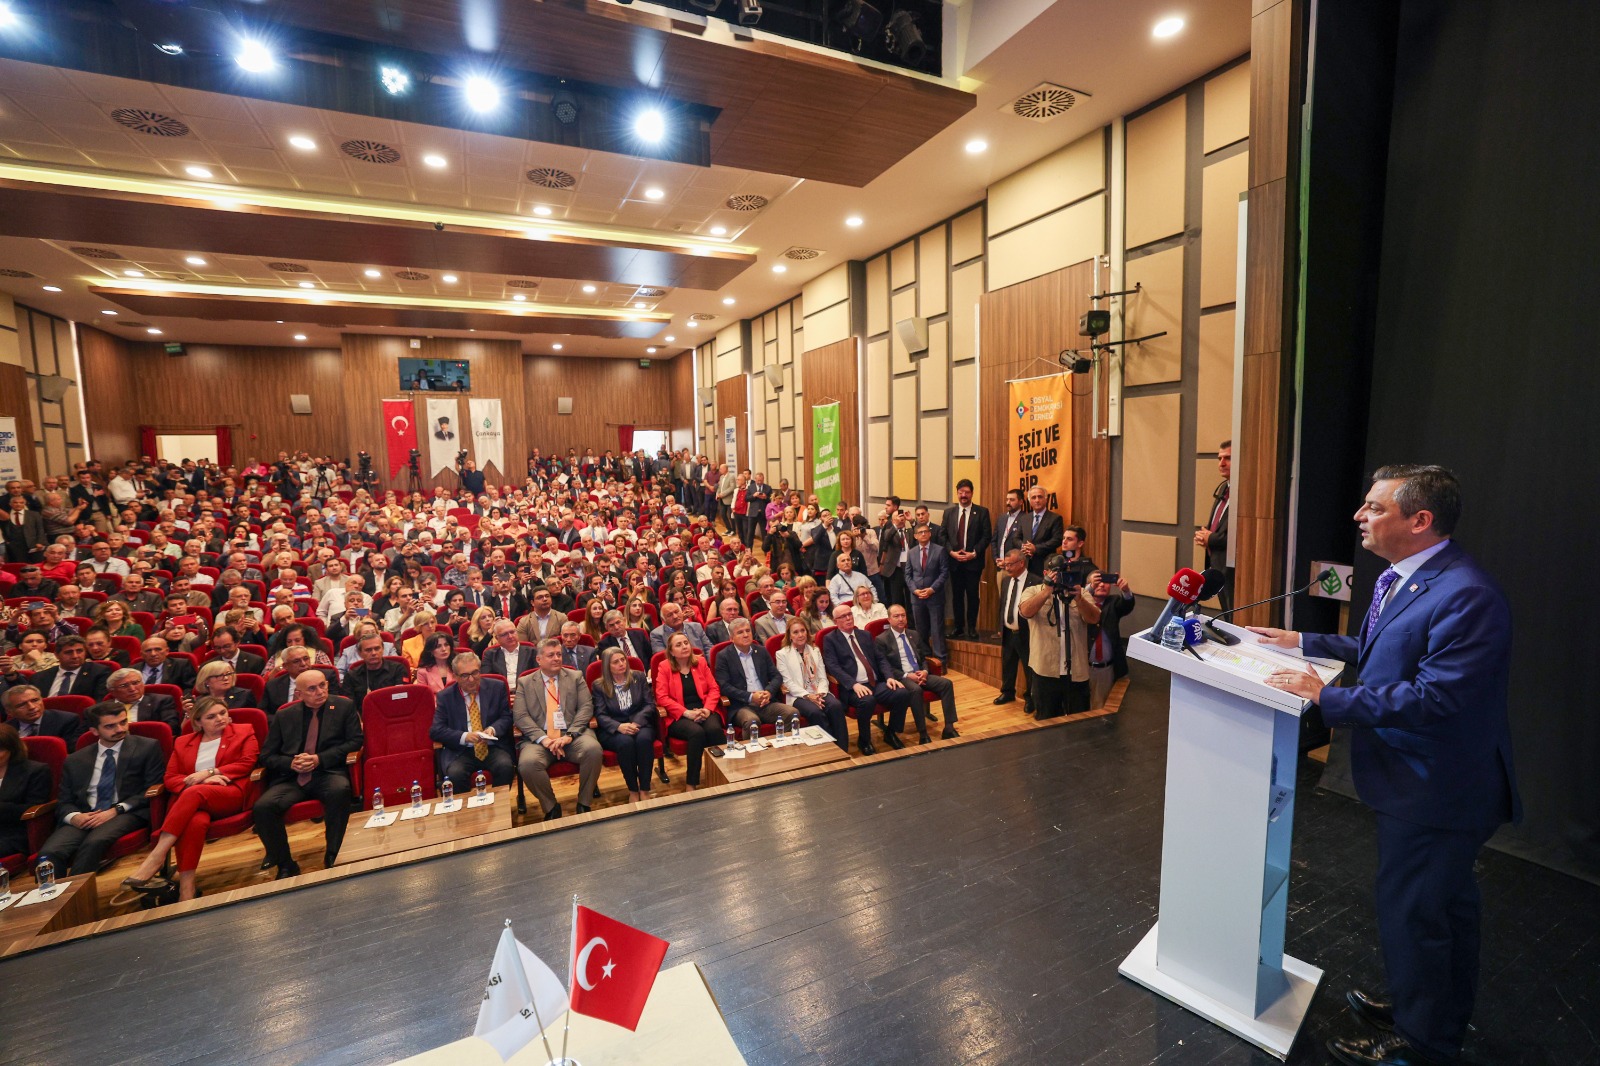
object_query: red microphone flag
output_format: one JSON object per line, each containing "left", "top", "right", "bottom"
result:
{"left": 382, "top": 399, "right": 417, "bottom": 478}
{"left": 1167, "top": 567, "right": 1205, "bottom": 605}
{"left": 568, "top": 905, "right": 670, "bottom": 1031}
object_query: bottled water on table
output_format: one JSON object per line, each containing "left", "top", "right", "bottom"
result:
{"left": 0, "top": 866, "right": 9, "bottom": 900}
{"left": 35, "top": 858, "right": 56, "bottom": 896}
{"left": 775, "top": 716, "right": 787, "bottom": 742}
{"left": 441, "top": 779, "right": 455, "bottom": 805}
{"left": 473, "top": 770, "right": 488, "bottom": 797}
{"left": 746, "top": 721, "right": 759, "bottom": 746}
{"left": 372, "top": 787, "right": 384, "bottom": 813}
{"left": 410, "top": 780, "right": 423, "bottom": 810}
{"left": 725, "top": 722, "right": 737, "bottom": 750}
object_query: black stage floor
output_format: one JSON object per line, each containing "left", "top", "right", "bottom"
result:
{"left": 3, "top": 663, "right": 1596, "bottom": 1066}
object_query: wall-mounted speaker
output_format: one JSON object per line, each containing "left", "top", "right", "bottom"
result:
{"left": 289, "top": 394, "right": 312, "bottom": 415}
{"left": 895, "top": 315, "right": 929, "bottom": 354}
{"left": 557, "top": 397, "right": 573, "bottom": 415}
{"left": 36, "top": 375, "right": 71, "bottom": 403}
{"left": 762, "top": 364, "right": 783, "bottom": 388}
{"left": 696, "top": 387, "right": 715, "bottom": 405}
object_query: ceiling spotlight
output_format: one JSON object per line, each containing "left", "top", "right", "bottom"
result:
{"left": 297, "top": 281, "right": 314, "bottom": 289}
{"left": 646, "top": 346, "right": 658, "bottom": 354}
{"left": 709, "top": 225, "right": 727, "bottom": 236}
{"left": 722, "top": 297, "right": 735, "bottom": 306}
{"left": 845, "top": 216, "right": 863, "bottom": 228}
{"left": 155, "top": 43, "right": 185, "bottom": 56}
{"left": 664, "top": 335, "right": 675, "bottom": 342}
{"left": 288, "top": 135, "right": 316, "bottom": 151}
{"left": 185, "top": 165, "right": 214, "bottom": 179}
{"left": 364, "top": 268, "right": 382, "bottom": 278}
{"left": 965, "top": 138, "right": 988, "bottom": 155}
{"left": 234, "top": 39, "right": 276, "bottom": 74}
{"left": 512, "top": 294, "right": 527, "bottom": 302}
{"left": 737, "top": 0, "right": 763, "bottom": 26}
{"left": 634, "top": 301, "right": 647, "bottom": 310}
{"left": 42, "top": 285, "right": 61, "bottom": 292}
{"left": 380, "top": 65, "right": 411, "bottom": 96}
{"left": 423, "top": 154, "right": 447, "bottom": 169}
{"left": 293, "top": 334, "right": 308, "bottom": 341}
{"left": 836, "top": 0, "right": 883, "bottom": 43}
{"left": 442, "top": 274, "right": 458, "bottom": 284}
{"left": 185, "top": 256, "right": 207, "bottom": 266}
{"left": 582, "top": 284, "right": 597, "bottom": 294}
{"left": 1152, "top": 15, "right": 1186, "bottom": 38}
{"left": 146, "top": 328, "right": 163, "bottom": 335}
{"left": 885, "top": 11, "right": 927, "bottom": 65}
{"left": 772, "top": 264, "right": 787, "bottom": 274}
{"left": 463, "top": 75, "right": 502, "bottom": 114}
{"left": 100, "top": 310, "right": 117, "bottom": 316}
{"left": 532, "top": 205, "right": 553, "bottom": 217}
{"left": 687, "top": 320, "right": 698, "bottom": 328}
{"left": 552, "top": 343, "right": 563, "bottom": 350}
{"left": 643, "top": 187, "right": 665, "bottom": 201}
{"left": 633, "top": 108, "right": 666, "bottom": 144}
{"left": 550, "top": 85, "right": 578, "bottom": 125}
{"left": 124, "top": 269, "right": 145, "bottom": 277}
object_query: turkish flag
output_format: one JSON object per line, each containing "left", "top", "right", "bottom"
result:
{"left": 568, "top": 905, "right": 669, "bottom": 1031}
{"left": 382, "top": 399, "right": 417, "bottom": 479}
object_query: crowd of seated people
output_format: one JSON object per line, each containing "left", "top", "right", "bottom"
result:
{"left": 0, "top": 447, "right": 1110, "bottom": 913}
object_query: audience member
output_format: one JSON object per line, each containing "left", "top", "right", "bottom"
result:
{"left": 342, "top": 634, "right": 409, "bottom": 708}
{"left": 103, "top": 668, "right": 181, "bottom": 735}
{"left": 430, "top": 652, "right": 514, "bottom": 793}
{"left": 513, "top": 638, "right": 602, "bottom": 819}
{"left": 713, "top": 618, "right": 798, "bottom": 737}
{"left": 878, "top": 605, "right": 958, "bottom": 741}
{"left": 590, "top": 648, "right": 657, "bottom": 803}
{"left": 1, "top": 684, "right": 80, "bottom": 742}
{"left": 1017, "top": 554, "right": 1102, "bottom": 719}
{"left": 904, "top": 524, "right": 949, "bottom": 658}
{"left": 36, "top": 702, "right": 166, "bottom": 875}
{"left": 253, "top": 669, "right": 362, "bottom": 877}
{"left": 821, "top": 603, "right": 913, "bottom": 755}
{"left": 653, "top": 632, "right": 723, "bottom": 791}
{"left": 0, "top": 721, "right": 52, "bottom": 859}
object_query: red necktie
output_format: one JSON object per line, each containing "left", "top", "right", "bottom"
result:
{"left": 921, "top": 546, "right": 928, "bottom": 570}
{"left": 849, "top": 633, "right": 876, "bottom": 684}
{"left": 297, "top": 707, "right": 320, "bottom": 786}
{"left": 956, "top": 509, "right": 966, "bottom": 550}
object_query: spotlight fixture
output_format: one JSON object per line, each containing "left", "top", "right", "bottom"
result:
{"left": 722, "top": 296, "right": 735, "bottom": 305}
{"left": 463, "top": 75, "right": 502, "bottom": 114}
{"left": 643, "top": 187, "right": 665, "bottom": 201}
{"left": 288, "top": 135, "right": 316, "bottom": 151}
{"left": 423, "top": 154, "right": 447, "bottom": 168}
{"left": 664, "top": 335, "right": 675, "bottom": 342}
{"left": 634, "top": 301, "right": 647, "bottom": 310}
{"left": 533, "top": 206, "right": 553, "bottom": 217}
{"left": 709, "top": 226, "right": 727, "bottom": 236}
{"left": 185, "top": 256, "right": 207, "bottom": 266}
{"left": 885, "top": 12, "right": 927, "bottom": 64}
{"left": 582, "top": 284, "right": 597, "bottom": 294}
{"left": 297, "top": 281, "right": 315, "bottom": 289}
{"left": 845, "top": 216, "right": 863, "bottom": 228}
{"left": 512, "top": 294, "right": 527, "bottom": 302}
{"left": 42, "top": 285, "right": 61, "bottom": 292}
{"left": 835, "top": 0, "right": 883, "bottom": 47}
{"left": 646, "top": 346, "right": 658, "bottom": 354}
{"left": 364, "top": 268, "right": 382, "bottom": 278}
{"left": 155, "top": 43, "right": 185, "bottom": 56}
{"left": 185, "top": 165, "right": 214, "bottom": 179}
{"left": 294, "top": 333, "right": 308, "bottom": 341}
{"left": 1152, "top": 15, "right": 1185, "bottom": 39}
{"left": 100, "top": 310, "right": 117, "bottom": 316}
{"left": 124, "top": 269, "right": 145, "bottom": 277}
{"left": 442, "top": 274, "right": 458, "bottom": 284}
{"left": 688, "top": 0, "right": 716, "bottom": 10}
{"left": 234, "top": 39, "right": 276, "bottom": 74}
{"left": 737, "top": 0, "right": 763, "bottom": 26}
{"left": 380, "top": 65, "right": 412, "bottom": 96}
{"left": 965, "top": 138, "right": 988, "bottom": 154}
{"left": 146, "top": 328, "right": 163, "bottom": 335}
{"left": 633, "top": 108, "right": 666, "bottom": 144}
{"left": 552, "top": 343, "right": 563, "bottom": 350}
{"left": 550, "top": 84, "right": 579, "bottom": 125}
{"left": 772, "top": 264, "right": 787, "bottom": 274}
{"left": 687, "top": 320, "right": 698, "bottom": 328}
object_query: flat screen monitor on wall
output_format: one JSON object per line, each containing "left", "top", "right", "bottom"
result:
{"left": 399, "top": 358, "right": 470, "bottom": 392}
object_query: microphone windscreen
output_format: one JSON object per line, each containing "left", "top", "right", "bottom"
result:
{"left": 1180, "top": 616, "right": 1205, "bottom": 646}
{"left": 1166, "top": 568, "right": 1205, "bottom": 605}
{"left": 1196, "top": 567, "right": 1228, "bottom": 601}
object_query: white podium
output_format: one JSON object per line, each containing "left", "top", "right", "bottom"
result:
{"left": 1118, "top": 620, "right": 1341, "bottom": 1059}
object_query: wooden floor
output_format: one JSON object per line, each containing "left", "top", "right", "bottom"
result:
{"left": 3, "top": 661, "right": 1595, "bottom": 1066}
{"left": 12, "top": 665, "right": 1121, "bottom": 923}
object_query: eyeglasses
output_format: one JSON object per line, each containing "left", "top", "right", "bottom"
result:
{"left": 456, "top": 670, "right": 481, "bottom": 679}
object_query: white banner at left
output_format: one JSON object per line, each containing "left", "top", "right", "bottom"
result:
{"left": 425, "top": 398, "right": 460, "bottom": 477}
{"left": 0, "top": 417, "right": 22, "bottom": 483}
{"left": 468, "top": 398, "right": 504, "bottom": 477}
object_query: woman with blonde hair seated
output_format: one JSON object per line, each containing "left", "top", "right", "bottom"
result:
{"left": 775, "top": 617, "right": 848, "bottom": 750}
{"left": 188, "top": 660, "right": 257, "bottom": 712}
{"left": 850, "top": 583, "right": 888, "bottom": 629}
{"left": 92, "top": 598, "right": 145, "bottom": 639}
{"left": 591, "top": 647, "right": 658, "bottom": 803}
{"left": 400, "top": 611, "right": 439, "bottom": 667}
{"left": 115, "top": 695, "right": 260, "bottom": 904}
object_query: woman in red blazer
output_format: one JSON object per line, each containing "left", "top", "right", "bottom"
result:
{"left": 116, "top": 696, "right": 260, "bottom": 904}
{"left": 653, "top": 632, "right": 723, "bottom": 790}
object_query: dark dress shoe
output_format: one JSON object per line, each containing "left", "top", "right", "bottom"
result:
{"left": 575, "top": 804, "right": 592, "bottom": 814}
{"left": 883, "top": 731, "right": 906, "bottom": 750}
{"left": 992, "top": 695, "right": 1015, "bottom": 705}
{"left": 926, "top": 706, "right": 940, "bottom": 720}
{"left": 1328, "top": 1033, "right": 1453, "bottom": 1066}
{"left": 275, "top": 861, "right": 301, "bottom": 880}
{"left": 857, "top": 738, "right": 877, "bottom": 756}
{"left": 324, "top": 851, "right": 338, "bottom": 869}
{"left": 941, "top": 725, "right": 959, "bottom": 739}
{"left": 542, "top": 806, "right": 562, "bottom": 821}
{"left": 917, "top": 732, "right": 931, "bottom": 744}
{"left": 260, "top": 857, "right": 273, "bottom": 870}
{"left": 656, "top": 765, "right": 671, "bottom": 784}
{"left": 1347, "top": 989, "right": 1395, "bottom": 1031}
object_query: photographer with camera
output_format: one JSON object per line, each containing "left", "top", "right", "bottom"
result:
{"left": 1016, "top": 552, "right": 1102, "bottom": 719}
{"left": 458, "top": 451, "right": 486, "bottom": 496}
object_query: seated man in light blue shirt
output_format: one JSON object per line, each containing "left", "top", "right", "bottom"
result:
{"left": 711, "top": 618, "right": 798, "bottom": 735}
{"left": 827, "top": 552, "right": 872, "bottom": 608}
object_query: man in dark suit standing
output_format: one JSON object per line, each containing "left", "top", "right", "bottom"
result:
{"left": 32, "top": 637, "right": 112, "bottom": 702}
{"left": 2, "top": 684, "right": 84, "bottom": 743}
{"left": 904, "top": 523, "right": 949, "bottom": 658}
{"left": 876, "top": 605, "right": 957, "bottom": 741}
{"left": 940, "top": 479, "right": 992, "bottom": 640}
{"left": 253, "top": 669, "right": 364, "bottom": 876}
{"left": 430, "top": 651, "right": 514, "bottom": 792}
{"left": 36, "top": 702, "right": 166, "bottom": 874}
{"left": 1009, "top": 484, "right": 1065, "bottom": 578}
{"left": 1253, "top": 465, "right": 1518, "bottom": 1066}
{"left": 822, "top": 604, "right": 913, "bottom": 755}
{"left": 875, "top": 504, "right": 909, "bottom": 610}
{"left": 3, "top": 495, "right": 47, "bottom": 562}
{"left": 1194, "top": 440, "right": 1232, "bottom": 610}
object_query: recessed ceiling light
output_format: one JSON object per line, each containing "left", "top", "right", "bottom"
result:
{"left": 42, "top": 285, "right": 61, "bottom": 292}
{"left": 364, "top": 269, "right": 382, "bottom": 278}
{"left": 772, "top": 264, "right": 787, "bottom": 274}
{"left": 185, "top": 256, "right": 207, "bottom": 266}
{"left": 146, "top": 328, "right": 162, "bottom": 335}
{"left": 234, "top": 38, "right": 276, "bottom": 74}
{"left": 582, "top": 284, "right": 597, "bottom": 294}
{"left": 552, "top": 343, "right": 563, "bottom": 351}
{"left": 721, "top": 297, "right": 735, "bottom": 306}
{"left": 423, "top": 154, "right": 447, "bottom": 169}
{"left": 1152, "top": 15, "right": 1185, "bottom": 38}
{"left": 634, "top": 301, "right": 647, "bottom": 310}
{"left": 709, "top": 226, "right": 727, "bottom": 236}
{"left": 100, "top": 310, "right": 117, "bottom": 316}
{"left": 688, "top": 321, "right": 698, "bottom": 328}
{"left": 0, "top": 4, "right": 15, "bottom": 29}
{"left": 633, "top": 108, "right": 666, "bottom": 144}
{"left": 664, "top": 335, "right": 675, "bottom": 342}
{"left": 643, "top": 187, "right": 665, "bottom": 201}
{"left": 512, "top": 294, "right": 527, "bottom": 301}
{"left": 646, "top": 347, "right": 657, "bottom": 354}
{"left": 965, "top": 138, "right": 988, "bottom": 155}
{"left": 463, "top": 75, "right": 502, "bottom": 113}
{"left": 297, "top": 281, "right": 315, "bottom": 288}
{"left": 185, "top": 165, "right": 214, "bottom": 179}
{"left": 845, "top": 216, "right": 863, "bottom": 228}
{"left": 293, "top": 333, "right": 308, "bottom": 341}
{"left": 442, "top": 274, "right": 458, "bottom": 284}
{"left": 379, "top": 65, "right": 411, "bottom": 96}
{"left": 532, "top": 206, "right": 553, "bottom": 217}
{"left": 288, "top": 135, "right": 316, "bottom": 151}
{"left": 124, "top": 269, "right": 144, "bottom": 277}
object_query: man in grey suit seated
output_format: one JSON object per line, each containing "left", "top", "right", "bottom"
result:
{"left": 513, "top": 638, "right": 603, "bottom": 821}
{"left": 649, "top": 600, "right": 710, "bottom": 656}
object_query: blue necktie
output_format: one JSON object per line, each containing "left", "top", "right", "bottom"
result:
{"left": 899, "top": 632, "right": 919, "bottom": 671}
{"left": 1363, "top": 568, "right": 1401, "bottom": 642}
{"left": 95, "top": 748, "right": 117, "bottom": 810}
{"left": 1031, "top": 512, "right": 1041, "bottom": 538}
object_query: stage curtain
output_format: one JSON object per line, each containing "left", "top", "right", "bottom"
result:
{"left": 138, "top": 425, "right": 157, "bottom": 460}
{"left": 618, "top": 424, "right": 634, "bottom": 452}
{"left": 215, "top": 426, "right": 233, "bottom": 468}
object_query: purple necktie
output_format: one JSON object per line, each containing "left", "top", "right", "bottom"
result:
{"left": 1362, "top": 568, "right": 1400, "bottom": 642}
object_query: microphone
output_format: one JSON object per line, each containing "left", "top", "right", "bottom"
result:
{"left": 1191, "top": 567, "right": 1229, "bottom": 609}
{"left": 1199, "top": 567, "right": 1337, "bottom": 645}
{"left": 1143, "top": 568, "right": 1205, "bottom": 643}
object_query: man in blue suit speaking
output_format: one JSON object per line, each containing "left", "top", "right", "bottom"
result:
{"left": 1251, "top": 465, "right": 1519, "bottom": 1066}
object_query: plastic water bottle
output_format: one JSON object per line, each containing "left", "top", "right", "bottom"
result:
{"left": 1160, "top": 617, "right": 1186, "bottom": 652}
{"left": 35, "top": 858, "right": 56, "bottom": 896}
{"left": 725, "top": 722, "right": 736, "bottom": 750}
{"left": 410, "top": 780, "right": 423, "bottom": 810}
{"left": 441, "top": 779, "right": 455, "bottom": 806}
{"left": 473, "top": 770, "right": 488, "bottom": 798}
{"left": 746, "top": 721, "right": 759, "bottom": 745}
{"left": 0, "top": 866, "right": 9, "bottom": 900}
{"left": 791, "top": 711, "right": 803, "bottom": 738}
{"left": 372, "top": 787, "right": 384, "bottom": 814}
{"left": 775, "top": 715, "right": 787, "bottom": 742}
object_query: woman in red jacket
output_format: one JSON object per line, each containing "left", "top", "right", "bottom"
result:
{"left": 115, "top": 696, "right": 260, "bottom": 904}
{"left": 653, "top": 632, "right": 723, "bottom": 791}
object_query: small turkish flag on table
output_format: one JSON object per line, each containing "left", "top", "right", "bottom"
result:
{"left": 568, "top": 905, "right": 670, "bottom": 1031}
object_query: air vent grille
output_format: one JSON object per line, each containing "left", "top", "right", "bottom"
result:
{"left": 782, "top": 247, "right": 821, "bottom": 261}
{"left": 111, "top": 108, "right": 190, "bottom": 137}
{"left": 393, "top": 270, "right": 431, "bottom": 281}
{"left": 266, "top": 262, "right": 310, "bottom": 273}
{"left": 527, "top": 167, "right": 577, "bottom": 189}
{"left": 725, "top": 194, "right": 769, "bottom": 212}
{"left": 1005, "top": 83, "right": 1088, "bottom": 122}
{"left": 71, "top": 246, "right": 123, "bottom": 260}
{"left": 340, "top": 139, "right": 402, "bottom": 164}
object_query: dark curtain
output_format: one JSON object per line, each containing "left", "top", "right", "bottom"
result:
{"left": 138, "top": 425, "right": 157, "bottom": 460}
{"left": 617, "top": 425, "right": 634, "bottom": 453}
{"left": 215, "top": 426, "right": 233, "bottom": 468}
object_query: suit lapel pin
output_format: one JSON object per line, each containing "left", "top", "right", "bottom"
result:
{"left": 1408, "top": 584, "right": 1418, "bottom": 593}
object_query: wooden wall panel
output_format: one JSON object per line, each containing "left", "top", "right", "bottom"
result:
{"left": 341, "top": 334, "right": 526, "bottom": 489}
{"left": 1124, "top": 247, "right": 1185, "bottom": 385}
{"left": 1120, "top": 393, "right": 1181, "bottom": 524}
{"left": 668, "top": 353, "right": 696, "bottom": 451}
{"left": 801, "top": 339, "right": 859, "bottom": 504}
{"left": 77, "top": 327, "right": 138, "bottom": 464}
{"left": 1197, "top": 311, "right": 1237, "bottom": 452}
{"left": 979, "top": 262, "right": 1106, "bottom": 623}
{"left": 1205, "top": 60, "right": 1253, "bottom": 153}
{"left": 0, "top": 362, "right": 39, "bottom": 483}
{"left": 522, "top": 355, "right": 686, "bottom": 458}
{"left": 714, "top": 375, "right": 748, "bottom": 470}
{"left": 1201, "top": 152, "right": 1251, "bottom": 308}
{"left": 1126, "top": 96, "right": 1188, "bottom": 248}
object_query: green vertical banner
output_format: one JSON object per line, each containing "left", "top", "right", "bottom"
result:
{"left": 811, "top": 402, "right": 843, "bottom": 511}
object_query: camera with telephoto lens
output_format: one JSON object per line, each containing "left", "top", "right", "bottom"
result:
{"left": 1041, "top": 553, "right": 1088, "bottom": 595}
